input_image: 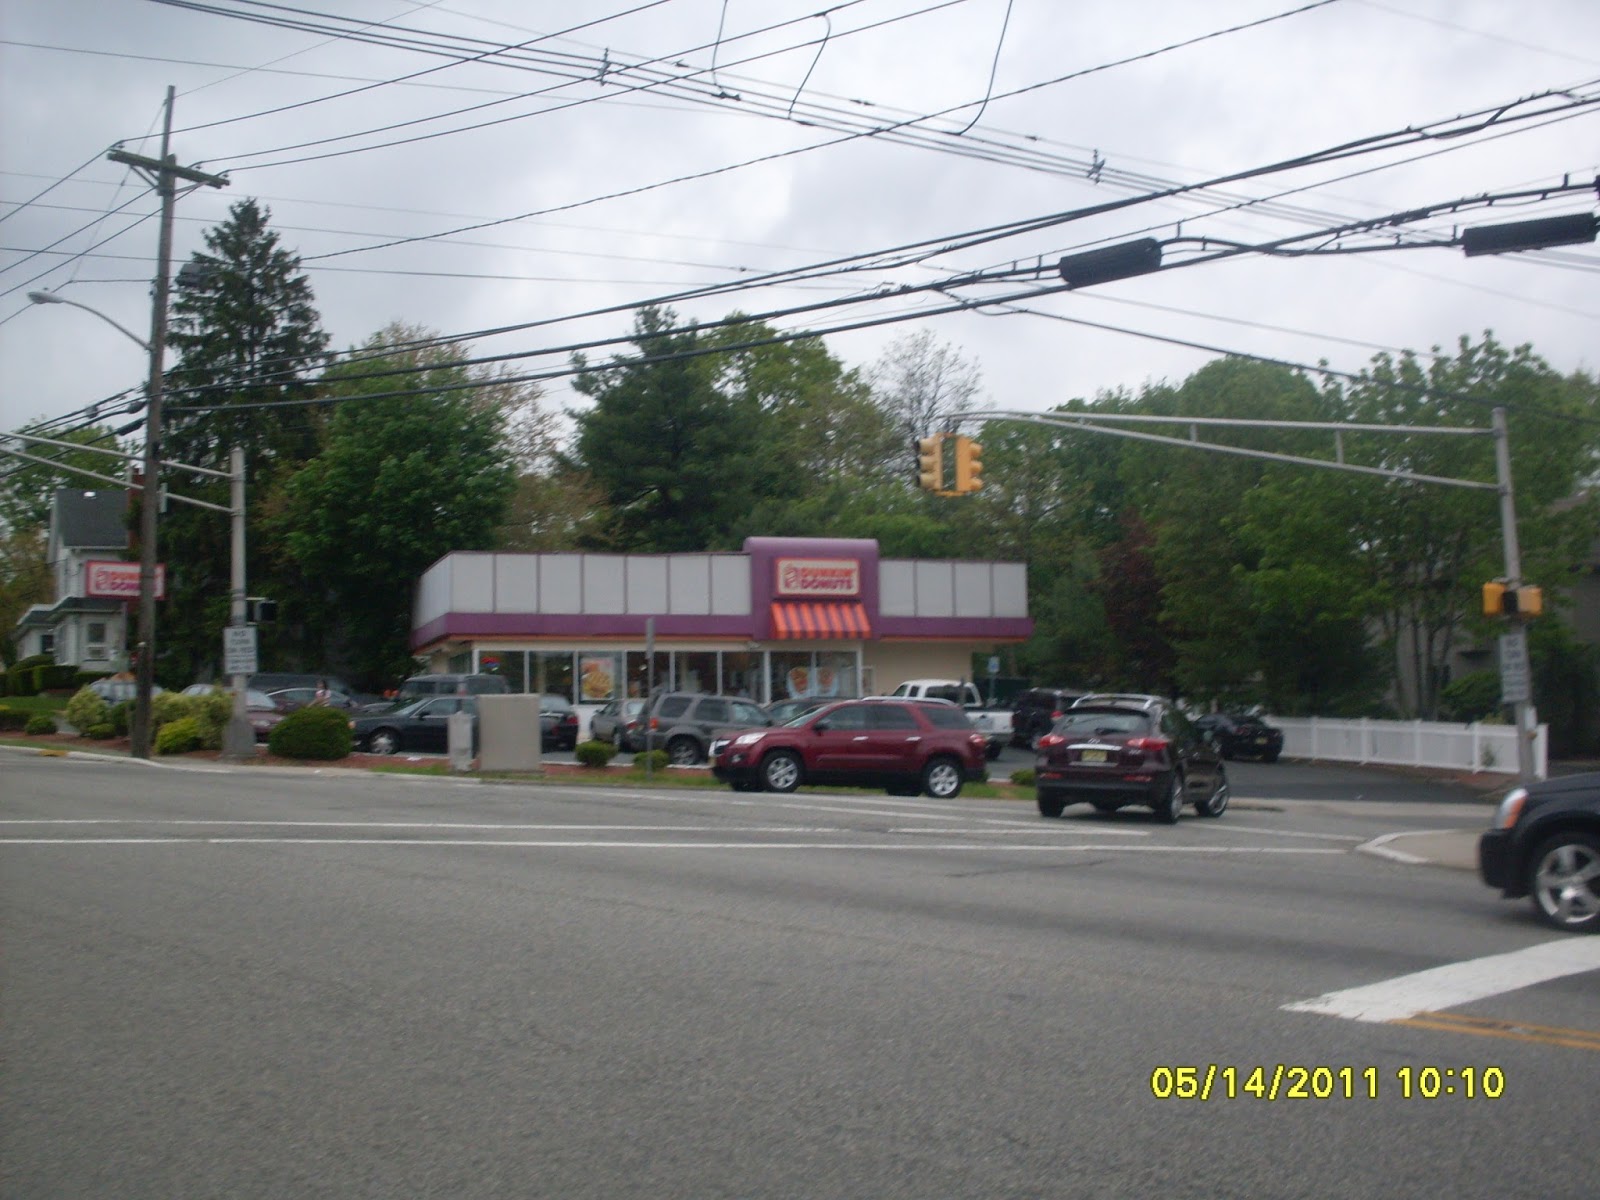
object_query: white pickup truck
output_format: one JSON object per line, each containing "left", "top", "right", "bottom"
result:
{"left": 887, "top": 679, "right": 1011, "bottom": 760}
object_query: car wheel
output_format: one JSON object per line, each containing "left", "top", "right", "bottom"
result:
{"left": 1528, "top": 833, "right": 1600, "bottom": 933}
{"left": 1156, "top": 773, "right": 1184, "bottom": 824}
{"left": 922, "top": 756, "right": 963, "bottom": 800}
{"left": 761, "top": 750, "right": 801, "bottom": 793}
{"left": 666, "top": 736, "right": 702, "bottom": 766}
{"left": 1037, "top": 793, "right": 1065, "bottom": 818}
{"left": 1195, "top": 767, "right": 1229, "bottom": 818}
{"left": 368, "top": 729, "right": 399, "bottom": 756}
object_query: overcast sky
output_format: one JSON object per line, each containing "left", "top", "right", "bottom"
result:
{"left": 2, "top": 0, "right": 1597, "bottom": 446}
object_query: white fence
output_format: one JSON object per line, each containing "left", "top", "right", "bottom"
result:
{"left": 1271, "top": 716, "right": 1547, "bottom": 779}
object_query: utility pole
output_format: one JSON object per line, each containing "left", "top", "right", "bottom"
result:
{"left": 108, "top": 86, "right": 228, "bottom": 758}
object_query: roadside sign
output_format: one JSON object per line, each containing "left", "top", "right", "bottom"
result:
{"left": 223, "top": 625, "right": 258, "bottom": 677}
{"left": 987, "top": 655, "right": 1000, "bottom": 676}
{"left": 1498, "top": 628, "right": 1530, "bottom": 705}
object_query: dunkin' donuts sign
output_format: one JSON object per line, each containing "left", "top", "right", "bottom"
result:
{"left": 84, "top": 560, "right": 166, "bottom": 600}
{"left": 775, "top": 557, "right": 860, "bottom": 598}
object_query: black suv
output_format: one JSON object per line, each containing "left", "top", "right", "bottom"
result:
{"left": 1192, "top": 712, "right": 1284, "bottom": 762}
{"left": 645, "top": 692, "right": 773, "bottom": 765}
{"left": 1011, "top": 686, "right": 1088, "bottom": 749}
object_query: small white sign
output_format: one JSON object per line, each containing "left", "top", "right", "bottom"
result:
{"left": 987, "top": 656, "right": 1001, "bottom": 676}
{"left": 223, "top": 625, "right": 258, "bottom": 677}
{"left": 1498, "top": 628, "right": 1530, "bottom": 705}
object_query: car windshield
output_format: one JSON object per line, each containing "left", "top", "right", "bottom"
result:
{"left": 1056, "top": 709, "right": 1151, "bottom": 736}
{"left": 919, "top": 706, "right": 971, "bottom": 730}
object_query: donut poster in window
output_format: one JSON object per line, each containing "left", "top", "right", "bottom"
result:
{"left": 579, "top": 656, "right": 615, "bottom": 701}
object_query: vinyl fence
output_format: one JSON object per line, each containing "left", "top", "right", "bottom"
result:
{"left": 1270, "top": 716, "right": 1547, "bottom": 779}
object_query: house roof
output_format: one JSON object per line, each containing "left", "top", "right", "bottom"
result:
{"left": 52, "top": 488, "right": 128, "bottom": 550}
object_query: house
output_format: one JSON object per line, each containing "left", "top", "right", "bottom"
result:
{"left": 11, "top": 488, "right": 131, "bottom": 670}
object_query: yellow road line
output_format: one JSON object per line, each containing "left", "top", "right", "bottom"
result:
{"left": 1391, "top": 1010, "right": 1600, "bottom": 1052}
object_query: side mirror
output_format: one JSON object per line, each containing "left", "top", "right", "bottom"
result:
{"left": 813, "top": 719, "right": 831, "bottom": 733}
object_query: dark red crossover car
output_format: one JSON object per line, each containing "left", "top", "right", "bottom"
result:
{"left": 1035, "top": 699, "right": 1227, "bottom": 823}
{"left": 711, "top": 699, "right": 988, "bottom": 799}
{"left": 1479, "top": 771, "right": 1600, "bottom": 933}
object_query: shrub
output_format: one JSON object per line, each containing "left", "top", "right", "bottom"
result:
{"left": 40, "top": 664, "right": 79, "bottom": 692}
{"left": 25, "top": 713, "right": 56, "bottom": 735}
{"left": 631, "top": 749, "right": 670, "bottom": 772}
{"left": 85, "top": 723, "right": 116, "bottom": 740}
{"left": 574, "top": 739, "right": 616, "bottom": 768}
{"left": 155, "top": 716, "right": 204, "bottom": 755}
{"left": 1009, "top": 768, "right": 1036, "bottom": 788}
{"left": 63, "top": 686, "right": 109, "bottom": 735}
{"left": 0, "top": 706, "right": 29, "bottom": 730}
{"left": 109, "top": 700, "right": 134, "bottom": 737}
{"left": 150, "top": 690, "right": 193, "bottom": 734}
{"left": 1438, "top": 670, "right": 1502, "bottom": 724}
{"left": 189, "top": 691, "right": 235, "bottom": 750}
{"left": 268, "top": 705, "right": 352, "bottom": 760}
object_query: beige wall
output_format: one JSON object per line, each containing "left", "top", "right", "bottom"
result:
{"left": 863, "top": 642, "right": 977, "bottom": 696}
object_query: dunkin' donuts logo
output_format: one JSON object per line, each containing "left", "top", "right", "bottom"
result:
{"left": 776, "top": 557, "right": 860, "bottom": 597}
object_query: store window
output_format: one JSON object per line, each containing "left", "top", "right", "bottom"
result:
{"left": 677, "top": 651, "right": 717, "bottom": 695}
{"left": 769, "top": 649, "right": 859, "bottom": 702}
{"left": 577, "top": 652, "right": 620, "bottom": 703}
{"left": 626, "top": 650, "right": 671, "bottom": 698}
{"left": 535, "top": 651, "right": 575, "bottom": 700}
{"left": 481, "top": 650, "right": 528, "bottom": 692}
{"left": 721, "top": 651, "right": 763, "bottom": 701}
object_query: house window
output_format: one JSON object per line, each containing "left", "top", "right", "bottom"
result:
{"left": 86, "top": 621, "right": 109, "bottom": 660}
{"left": 40, "top": 632, "right": 56, "bottom": 656}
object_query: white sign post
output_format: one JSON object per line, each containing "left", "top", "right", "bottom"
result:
{"left": 223, "top": 625, "right": 258, "bottom": 678}
{"left": 1498, "top": 628, "right": 1530, "bottom": 706}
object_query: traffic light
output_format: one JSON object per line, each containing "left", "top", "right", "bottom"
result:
{"left": 953, "top": 435, "right": 984, "bottom": 493}
{"left": 916, "top": 434, "right": 946, "bottom": 493}
{"left": 247, "top": 596, "right": 278, "bottom": 623}
{"left": 1482, "top": 581, "right": 1542, "bottom": 618}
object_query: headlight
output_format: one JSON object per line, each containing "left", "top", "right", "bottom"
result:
{"left": 1492, "top": 787, "right": 1528, "bottom": 830}
{"left": 733, "top": 732, "right": 763, "bottom": 746}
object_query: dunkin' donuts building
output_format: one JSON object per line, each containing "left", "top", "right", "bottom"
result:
{"left": 410, "top": 536, "right": 1030, "bottom": 721}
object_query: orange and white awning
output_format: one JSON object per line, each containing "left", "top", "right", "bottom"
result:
{"left": 769, "top": 601, "right": 872, "bottom": 640}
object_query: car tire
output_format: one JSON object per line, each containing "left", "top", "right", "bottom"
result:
{"left": 1156, "top": 772, "right": 1184, "bottom": 824}
{"left": 922, "top": 756, "right": 963, "bottom": 800}
{"left": 985, "top": 742, "right": 1002, "bottom": 761}
{"left": 761, "top": 750, "right": 802, "bottom": 793}
{"left": 1527, "top": 832, "right": 1600, "bottom": 933}
{"left": 666, "top": 736, "right": 702, "bottom": 766}
{"left": 1195, "top": 767, "right": 1229, "bottom": 818}
{"left": 368, "top": 729, "right": 399, "bottom": 756}
{"left": 1037, "top": 793, "right": 1065, "bottom": 818}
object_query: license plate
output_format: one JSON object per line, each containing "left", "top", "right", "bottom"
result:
{"left": 1255, "top": 737, "right": 1268, "bottom": 745}
{"left": 1080, "top": 748, "right": 1107, "bottom": 764}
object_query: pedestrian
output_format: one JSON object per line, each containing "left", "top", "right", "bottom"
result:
{"left": 314, "top": 678, "right": 331, "bottom": 706}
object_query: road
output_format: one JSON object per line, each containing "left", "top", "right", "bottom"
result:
{"left": 2, "top": 753, "right": 1592, "bottom": 1199}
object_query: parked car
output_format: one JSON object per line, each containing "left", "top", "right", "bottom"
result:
{"left": 1035, "top": 699, "right": 1227, "bottom": 823}
{"left": 91, "top": 677, "right": 165, "bottom": 702}
{"left": 540, "top": 694, "right": 580, "bottom": 751}
{"left": 589, "top": 698, "right": 647, "bottom": 750}
{"left": 711, "top": 698, "right": 988, "bottom": 798}
{"left": 644, "top": 692, "right": 774, "bottom": 765}
{"left": 1478, "top": 771, "right": 1600, "bottom": 932}
{"left": 267, "top": 685, "right": 360, "bottom": 712}
{"left": 250, "top": 672, "right": 355, "bottom": 697}
{"left": 1011, "top": 686, "right": 1088, "bottom": 749}
{"left": 244, "top": 689, "right": 288, "bottom": 742}
{"left": 1192, "top": 712, "right": 1284, "bottom": 762}
{"left": 352, "top": 696, "right": 477, "bottom": 756}
{"left": 765, "top": 697, "right": 828, "bottom": 726}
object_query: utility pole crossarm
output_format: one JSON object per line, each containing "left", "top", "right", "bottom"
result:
{"left": 107, "top": 148, "right": 229, "bottom": 191}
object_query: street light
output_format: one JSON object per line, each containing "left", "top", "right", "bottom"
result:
{"left": 27, "top": 290, "right": 151, "bottom": 351}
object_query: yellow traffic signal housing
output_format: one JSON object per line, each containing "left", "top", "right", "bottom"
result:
{"left": 916, "top": 435, "right": 946, "bottom": 492}
{"left": 953, "top": 435, "right": 984, "bottom": 493}
{"left": 1482, "top": 581, "right": 1506, "bottom": 617}
{"left": 1483, "top": 580, "right": 1543, "bottom": 618}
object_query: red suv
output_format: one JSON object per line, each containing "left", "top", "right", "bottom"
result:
{"left": 711, "top": 699, "right": 988, "bottom": 799}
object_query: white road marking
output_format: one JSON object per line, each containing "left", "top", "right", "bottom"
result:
{"left": 1357, "top": 831, "right": 1433, "bottom": 864}
{"left": 1283, "top": 938, "right": 1600, "bottom": 1023}
{"left": 0, "top": 837, "right": 1345, "bottom": 853}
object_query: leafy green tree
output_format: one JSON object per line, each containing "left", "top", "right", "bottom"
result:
{"left": 0, "top": 525, "right": 49, "bottom": 665}
{"left": 568, "top": 307, "right": 762, "bottom": 552}
{"left": 0, "top": 422, "right": 135, "bottom": 535}
{"left": 278, "top": 326, "right": 519, "bottom": 686}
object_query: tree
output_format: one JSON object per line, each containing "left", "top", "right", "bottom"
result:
{"left": 867, "top": 330, "right": 983, "bottom": 448}
{"left": 148, "top": 199, "right": 330, "bottom": 684}
{"left": 278, "top": 326, "right": 519, "bottom": 686}
{"left": 0, "top": 525, "right": 49, "bottom": 665}
{"left": 567, "top": 307, "right": 764, "bottom": 552}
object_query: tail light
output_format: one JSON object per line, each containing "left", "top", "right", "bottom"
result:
{"left": 1125, "top": 736, "right": 1170, "bottom": 754}
{"left": 1050, "top": 710, "right": 1064, "bottom": 719}
{"left": 650, "top": 716, "right": 660, "bottom": 730}
{"left": 1037, "top": 733, "right": 1065, "bottom": 749}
